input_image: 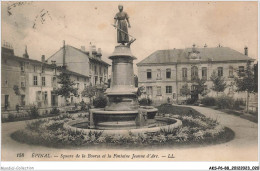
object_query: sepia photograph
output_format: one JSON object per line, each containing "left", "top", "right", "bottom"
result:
{"left": 1, "top": 1, "right": 259, "bottom": 170}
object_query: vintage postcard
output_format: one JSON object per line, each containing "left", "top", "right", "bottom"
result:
{"left": 1, "top": 1, "right": 259, "bottom": 170}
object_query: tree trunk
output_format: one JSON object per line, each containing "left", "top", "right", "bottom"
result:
{"left": 246, "top": 91, "right": 249, "bottom": 113}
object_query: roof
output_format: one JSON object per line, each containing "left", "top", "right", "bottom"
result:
{"left": 137, "top": 47, "right": 254, "bottom": 65}
{"left": 71, "top": 46, "right": 111, "bottom": 66}
{"left": 47, "top": 45, "right": 110, "bottom": 66}
{"left": 2, "top": 52, "right": 54, "bottom": 68}
{"left": 57, "top": 67, "right": 89, "bottom": 78}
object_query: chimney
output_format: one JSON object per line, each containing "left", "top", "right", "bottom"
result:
{"left": 23, "top": 45, "right": 29, "bottom": 58}
{"left": 244, "top": 46, "right": 248, "bottom": 56}
{"left": 92, "top": 45, "right": 97, "bottom": 55}
{"left": 81, "top": 46, "right": 85, "bottom": 51}
{"left": 192, "top": 43, "right": 196, "bottom": 52}
{"left": 89, "top": 42, "right": 92, "bottom": 57}
{"left": 41, "top": 55, "right": 45, "bottom": 63}
{"left": 97, "top": 48, "right": 102, "bottom": 59}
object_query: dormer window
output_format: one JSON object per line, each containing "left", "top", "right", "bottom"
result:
{"left": 188, "top": 44, "right": 201, "bottom": 60}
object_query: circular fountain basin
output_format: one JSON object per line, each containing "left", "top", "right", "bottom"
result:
{"left": 93, "top": 110, "right": 138, "bottom": 122}
{"left": 63, "top": 117, "right": 182, "bottom": 136}
{"left": 90, "top": 107, "right": 158, "bottom": 130}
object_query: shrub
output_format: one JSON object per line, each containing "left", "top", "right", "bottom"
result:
{"left": 138, "top": 98, "right": 153, "bottom": 106}
{"left": 93, "top": 96, "right": 107, "bottom": 108}
{"left": 236, "top": 99, "right": 246, "bottom": 106}
{"left": 201, "top": 96, "right": 216, "bottom": 106}
{"left": 16, "top": 104, "right": 20, "bottom": 113}
{"left": 216, "top": 95, "right": 234, "bottom": 109}
{"left": 8, "top": 113, "right": 15, "bottom": 121}
{"left": 79, "top": 101, "right": 88, "bottom": 111}
{"left": 186, "top": 98, "right": 196, "bottom": 105}
{"left": 27, "top": 106, "right": 39, "bottom": 119}
{"left": 50, "top": 107, "right": 60, "bottom": 115}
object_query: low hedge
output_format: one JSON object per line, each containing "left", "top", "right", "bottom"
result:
{"left": 201, "top": 96, "right": 216, "bottom": 106}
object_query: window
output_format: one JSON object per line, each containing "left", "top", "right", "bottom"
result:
{"left": 4, "top": 80, "right": 8, "bottom": 87}
{"left": 146, "top": 86, "right": 153, "bottom": 96}
{"left": 94, "top": 76, "right": 98, "bottom": 85}
{"left": 42, "top": 91, "right": 48, "bottom": 105}
{"left": 33, "top": 76, "right": 38, "bottom": 86}
{"left": 147, "top": 69, "right": 152, "bottom": 79}
{"left": 156, "top": 86, "right": 162, "bottom": 96}
{"left": 21, "top": 82, "right": 25, "bottom": 88}
{"left": 218, "top": 67, "right": 223, "bottom": 77}
{"left": 34, "top": 66, "right": 37, "bottom": 72}
{"left": 191, "top": 66, "right": 198, "bottom": 81}
{"left": 20, "top": 62, "right": 25, "bottom": 72}
{"left": 94, "top": 65, "right": 97, "bottom": 75}
{"left": 166, "top": 68, "right": 171, "bottom": 79}
{"left": 202, "top": 67, "right": 207, "bottom": 80}
{"left": 166, "top": 86, "right": 172, "bottom": 94}
{"left": 239, "top": 66, "right": 244, "bottom": 73}
{"left": 42, "top": 77, "right": 46, "bottom": 86}
{"left": 156, "top": 69, "right": 161, "bottom": 80}
{"left": 229, "top": 66, "right": 234, "bottom": 77}
{"left": 4, "top": 95, "right": 9, "bottom": 109}
{"left": 21, "top": 95, "right": 25, "bottom": 106}
{"left": 21, "top": 76, "right": 25, "bottom": 87}
{"left": 182, "top": 68, "right": 187, "bottom": 80}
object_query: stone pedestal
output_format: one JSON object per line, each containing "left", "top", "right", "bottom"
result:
{"left": 105, "top": 45, "right": 138, "bottom": 111}
{"left": 89, "top": 45, "right": 158, "bottom": 130}
{"left": 136, "top": 108, "right": 148, "bottom": 127}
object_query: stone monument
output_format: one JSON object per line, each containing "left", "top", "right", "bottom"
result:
{"left": 89, "top": 5, "right": 157, "bottom": 130}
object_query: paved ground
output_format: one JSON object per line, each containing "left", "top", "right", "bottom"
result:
{"left": 1, "top": 106, "right": 258, "bottom": 161}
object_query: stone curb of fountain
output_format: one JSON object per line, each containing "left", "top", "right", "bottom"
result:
{"left": 63, "top": 117, "right": 182, "bottom": 136}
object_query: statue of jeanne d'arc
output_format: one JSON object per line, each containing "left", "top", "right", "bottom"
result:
{"left": 113, "top": 5, "right": 131, "bottom": 45}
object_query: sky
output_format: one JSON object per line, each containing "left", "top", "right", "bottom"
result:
{"left": 2, "top": 1, "right": 258, "bottom": 74}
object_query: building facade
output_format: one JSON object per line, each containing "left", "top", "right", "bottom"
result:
{"left": 47, "top": 41, "right": 110, "bottom": 87}
{"left": 1, "top": 46, "right": 55, "bottom": 110}
{"left": 137, "top": 45, "right": 255, "bottom": 104}
{"left": 1, "top": 42, "right": 106, "bottom": 111}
